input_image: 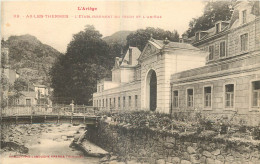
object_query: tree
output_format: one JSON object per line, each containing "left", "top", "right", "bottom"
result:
{"left": 13, "top": 78, "right": 28, "bottom": 92}
{"left": 50, "top": 25, "right": 111, "bottom": 105}
{"left": 126, "top": 27, "right": 179, "bottom": 51}
{"left": 186, "top": 1, "right": 233, "bottom": 37}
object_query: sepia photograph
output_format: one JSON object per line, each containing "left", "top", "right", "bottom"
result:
{"left": 1, "top": 0, "right": 260, "bottom": 164}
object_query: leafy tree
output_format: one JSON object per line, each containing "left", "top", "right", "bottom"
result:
{"left": 13, "top": 78, "right": 28, "bottom": 92}
{"left": 126, "top": 27, "right": 179, "bottom": 51}
{"left": 50, "top": 25, "right": 111, "bottom": 105}
{"left": 186, "top": 1, "right": 233, "bottom": 37}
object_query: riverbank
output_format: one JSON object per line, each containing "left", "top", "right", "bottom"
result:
{"left": 0, "top": 123, "right": 100, "bottom": 164}
{"left": 85, "top": 111, "right": 260, "bottom": 164}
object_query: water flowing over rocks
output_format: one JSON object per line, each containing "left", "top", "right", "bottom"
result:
{"left": 1, "top": 124, "right": 100, "bottom": 164}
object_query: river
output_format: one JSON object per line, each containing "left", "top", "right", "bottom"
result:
{"left": 0, "top": 123, "right": 100, "bottom": 164}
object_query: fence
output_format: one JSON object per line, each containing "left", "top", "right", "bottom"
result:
{"left": 1, "top": 104, "right": 100, "bottom": 116}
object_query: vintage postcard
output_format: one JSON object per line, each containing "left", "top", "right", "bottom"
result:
{"left": 1, "top": 0, "right": 260, "bottom": 164}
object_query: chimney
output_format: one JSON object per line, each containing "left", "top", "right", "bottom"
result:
{"left": 182, "top": 33, "right": 188, "bottom": 40}
{"left": 115, "top": 57, "right": 120, "bottom": 66}
{"left": 129, "top": 48, "right": 132, "bottom": 65}
{"left": 163, "top": 37, "right": 170, "bottom": 45}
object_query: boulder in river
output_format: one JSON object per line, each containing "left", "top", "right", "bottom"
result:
{"left": 79, "top": 139, "right": 109, "bottom": 157}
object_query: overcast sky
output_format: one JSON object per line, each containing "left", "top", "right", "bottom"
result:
{"left": 1, "top": 1, "right": 205, "bottom": 53}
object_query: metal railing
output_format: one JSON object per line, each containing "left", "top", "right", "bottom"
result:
{"left": 1, "top": 104, "right": 99, "bottom": 116}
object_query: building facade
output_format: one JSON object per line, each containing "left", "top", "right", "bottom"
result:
{"left": 93, "top": 42, "right": 208, "bottom": 113}
{"left": 93, "top": 1, "right": 260, "bottom": 122}
{"left": 171, "top": 1, "right": 260, "bottom": 124}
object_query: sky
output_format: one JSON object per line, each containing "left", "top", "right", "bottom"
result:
{"left": 1, "top": 0, "right": 205, "bottom": 53}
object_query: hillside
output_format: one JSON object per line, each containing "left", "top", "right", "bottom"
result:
{"left": 103, "top": 31, "right": 132, "bottom": 45}
{"left": 4, "top": 34, "right": 62, "bottom": 86}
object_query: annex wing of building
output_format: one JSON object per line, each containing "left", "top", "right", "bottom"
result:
{"left": 93, "top": 1, "right": 260, "bottom": 124}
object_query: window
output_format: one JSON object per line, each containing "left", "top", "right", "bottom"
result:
{"left": 129, "top": 49, "right": 132, "bottom": 65}
{"left": 195, "top": 32, "right": 200, "bottom": 41}
{"left": 242, "top": 10, "right": 247, "bottom": 24}
{"left": 220, "top": 41, "right": 226, "bottom": 57}
{"left": 187, "top": 89, "right": 193, "bottom": 107}
{"left": 241, "top": 33, "right": 248, "bottom": 51}
{"left": 129, "top": 96, "right": 131, "bottom": 107}
{"left": 173, "top": 90, "right": 179, "bottom": 108}
{"left": 26, "top": 99, "right": 31, "bottom": 106}
{"left": 123, "top": 96, "right": 125, "bottom": 107}
{"left": 110, "top": 98, "right": 112, "bottom": 107}
{"left": 118, "top": 97, "right": 120, "bottom": 108}
{"left": 209, "top": 45, "right": 214, "bottom": 60}
{"left": 135, "top": 95, "right": 138, "bottom": 107}
{"left": 99, "top": 100, "right": 101, "bottom": 107}
{"left": 114, "top": 98, "right": 116, "bottom": 107}
{"left": 204, "top": 87, "right": 212, "bottom": 108}
{"left": 252, "top": 81, "right": 260, "bottom": 107}
{"left": 225, "top": 84, "right": 234, "bottom": 108}
{"left": 102, "top": 99, "right": 104, "bottom": 107}
{"left": 106, "top": 99, "right": 108, "bottom": 107}
{"left": 216, "top": 23, "right": 220, "bottom": 33}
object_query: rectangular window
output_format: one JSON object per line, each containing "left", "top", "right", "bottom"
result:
{"left": 242, "top": 10, "right": 247, "bottom": 24}
{"left": 187, "top": 89, "right": 193, "bottom": 107}
{"left": 195, "top": 32, "right": 200, "bottom": 41}
{"left": 225, "top": 84, "right": 234, "bottom": 108}
{"left": 118, "top": 97, "right": 120, "bottom": 108}
{"left": 26, "top": 99, "right": 31, "bottom": 106}
{"left": 216, "top": 23, "right": 220, "bottom": 33}
{"left": 241, "top": 33, "right": 248, "bottom": 52}
{"left": 114, "top": 98, "right": 116, "bottom": 107}
{"left": 123, "top": 96, "right": 125, "bottom": 107}
{"left": 135, "top": 95, "right": 138, "bottom": 107}
{"left": 209, "top": 45, "right": 214, "bottom": 60}
{"left": 129, "top": 96, "right": 131, "bottom": 107}
{"left": 252, "top": 81, "right": 260, "bottom": 107}
{"left": 173, "top": 90, "right": 178, "bottom": 108}
{"left": 102, "top": 99, "right": 104, "bottom": 107}
{"left": 220, "top": 41, "right": 226, "bottom": 57}
{"left": 99, "top": 100, "right": 101, "bottom": 107}
{"left": 110, "top": 98, "right": 112, "bottom": 107}
{"left": 204, "top": 87, "right": 212, "bottom": 108}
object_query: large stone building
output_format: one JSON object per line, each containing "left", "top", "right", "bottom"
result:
{"left": 93, "top": 1, "right": 260, "bottom": 122}
{"left": 93, "top": 42, "right": 208, "bottom": 112}
{"left": 171, "top": 1, "right": 260, "bottom": 124}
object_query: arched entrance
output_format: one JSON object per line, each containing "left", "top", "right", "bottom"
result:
{"left": 146, "top": 69, "right": 157, "bottom": 111}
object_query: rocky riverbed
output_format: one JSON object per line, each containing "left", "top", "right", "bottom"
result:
{"left": 0, "top": 123, "right": 100, "bottom": 164}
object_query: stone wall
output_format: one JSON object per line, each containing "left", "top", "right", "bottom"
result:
{"left": 86, "top": 121, "right": 260, "bottom": 164}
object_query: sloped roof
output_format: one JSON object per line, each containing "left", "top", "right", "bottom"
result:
{"left": 151, "top": 39, "right": 200, "bottom": 51}
{"left": 121, "top": 47, "right": 141, "bottom": 66}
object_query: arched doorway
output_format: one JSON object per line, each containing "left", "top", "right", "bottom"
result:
{"left": 146, "top": 69, "right": 157, "bottom": 111}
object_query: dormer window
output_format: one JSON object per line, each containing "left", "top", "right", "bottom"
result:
{"left": 129, "top": 48, "right": 132, "bottom": 65}
{"left": 195, "top": 31, "right": 208, "bottom": 41}
{"left": 195, "top": 32, "right": 200, "bottom": 41}
{"left": 242, "top": 10, "right": 247, "bottom": 24}
{"left": 216, "top": 23, "right": 221, "bottom": 33}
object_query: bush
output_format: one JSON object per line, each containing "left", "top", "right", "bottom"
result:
{"left": 252, "top": 127, "right": 260, "bottom": 140}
